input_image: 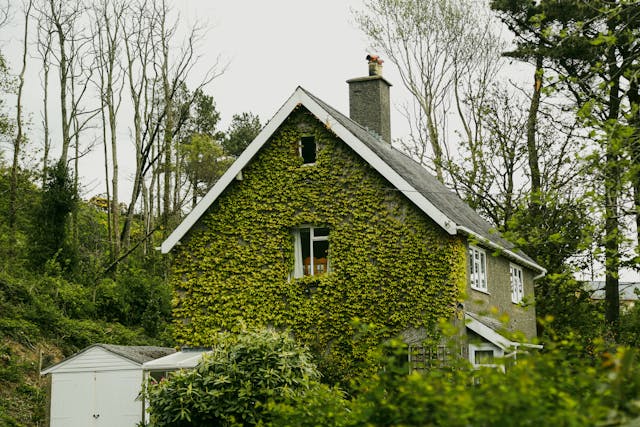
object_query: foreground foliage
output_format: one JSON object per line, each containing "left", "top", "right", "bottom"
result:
{"left": 146, "top": 327, "right": 640, "bottom": 427}
{"left": 144, "top": 328, "right": 322, "bottom": 426}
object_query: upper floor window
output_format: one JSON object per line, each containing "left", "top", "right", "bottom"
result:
{"left": 300, "top": 136, "right": 316, "bottom": 164}
{"left": 469, "top": 245, "right": 487, "bottom": 292}
{"left": 510, "top": 264, "right": 524, "bottom": 304}
{"left": 293, "top": 226, "right": 329, "bottom": 278}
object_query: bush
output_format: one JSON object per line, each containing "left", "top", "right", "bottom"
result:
{"left": 144, "top": 328, "right": 322, "bottom": 426}
{"left": 347, "top": 335, "right": 640, "bottom": 427}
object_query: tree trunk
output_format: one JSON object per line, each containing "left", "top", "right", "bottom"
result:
{"left": 9, "top": 0, "right": 32, "bottom": 255}
{"left": 527, "top": 54, "right": 543, "bottom": 200}
{"left": 50, "top": 0, "right": 71, "bottom": 165}
{"left": 603, "top": 47, "right": 622, "bottom": 334}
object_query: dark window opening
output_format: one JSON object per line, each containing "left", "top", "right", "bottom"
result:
{"left": 474, "top": 350, "right": 495, "bottom": 365}
{"left": 300, "top": 136, "right": 316, "bottom": 164}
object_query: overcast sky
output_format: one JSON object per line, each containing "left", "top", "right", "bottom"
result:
{"left": 2, "top": 0, "right": 420, "bottom": 193}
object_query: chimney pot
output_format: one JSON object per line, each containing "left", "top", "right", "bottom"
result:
{"left": 368, "top": 62, "right": 382, "bottom": 76}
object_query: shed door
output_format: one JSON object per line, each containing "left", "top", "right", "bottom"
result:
{"left": 51, "top": 372, "right": 93, "bottom": 427}
{"left": 51, "top": 371, "right": 142, "bottom": 427}
{"left": 94, "top": 370, "right": 142, "bottom": 426}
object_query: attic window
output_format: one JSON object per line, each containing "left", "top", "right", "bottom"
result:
{"left": 293, "top": 226, "right": 329, "bottom": 277}
{"left": 299, "top": 136, "right": 316, "bottom": 164}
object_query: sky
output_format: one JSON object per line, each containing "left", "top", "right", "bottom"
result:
{"left": 2, "top": 0, "right": 416, "bottom": 195}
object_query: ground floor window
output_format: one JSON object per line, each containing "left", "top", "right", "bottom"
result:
{"left": 468, "top": 343, "right": 503, "bottom": 369}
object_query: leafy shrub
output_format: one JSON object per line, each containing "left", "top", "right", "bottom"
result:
{"left": 145, "top": 328, "right": 321, "bottom": 426}
{"left": 347, "top": 334, "right": 640, "bottom": 427}
{"left": 145, "top": 323, "right": 640, "bottom": 427}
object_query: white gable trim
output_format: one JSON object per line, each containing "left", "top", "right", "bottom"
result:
{"left": 161, "top": 90, "right": 303, "bottom": 253}
{"left": 41, "top": 345, "right": 140, "bottom": 375}
{"left": 161, "top": 87, "right": 458, "bottom": 253}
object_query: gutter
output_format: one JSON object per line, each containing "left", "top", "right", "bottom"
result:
{"left": 456, "top": 225, "right": 547, "bottom": 277}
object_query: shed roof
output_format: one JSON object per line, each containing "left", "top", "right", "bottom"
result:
{"left": 41, "top": 344, "right": 175, "bottom": 375}
{"left": 160, "top": 87, "right": 544, "bottom": 274}
{"left": 142, "top": 348, "right": 211, "bottom": 371}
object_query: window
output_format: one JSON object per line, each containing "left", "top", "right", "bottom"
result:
{"left": 469, "top": 245, "right": 487, "bottom": 292}
{"left": 293, "top": 227, "right": 329, "bottom": 278}
{"left": 408, "top": 344, "right": 455, "bottom": 372}
{"left": 299, "top": 136, "right": 316, "bottom": 164}
{"left": 468, "top": 343, "right": 503, "bottom": 369}
{"left": 510, "top": 264, "right": 524, "bottom": 304}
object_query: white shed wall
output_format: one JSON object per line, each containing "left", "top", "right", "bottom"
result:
{"left": 50, "top": 370, "right": 144, "bottom": 427}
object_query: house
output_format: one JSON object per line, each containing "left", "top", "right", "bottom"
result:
{"left": 584, "top": 281, "right": 640, "bottom": 310}
{"left": 40, "top": 344, "right": 174, "bottom": 427}
{"left": 161, "top": 58, "right": 546, "bottom": 379}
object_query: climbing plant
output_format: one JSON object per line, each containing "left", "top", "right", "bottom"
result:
{"left": 170, "top": 106, "right": 467, "bottom": 383}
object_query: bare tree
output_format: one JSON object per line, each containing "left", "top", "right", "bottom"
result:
{"left": 36, "top": 0, "right": 97, "bottom": 166}
{"left": 36, "top": 6, "right": 53, "bottom": 186}
{"left": 355, "top": 0, "right": 505, "bottom": 183}
{"left": 118, "top": 0, "right": 224, "bottom": 251}
{"left": 92, "top": 0, "right": 126, "bottom": 259}
{"left": 9, "top": 0, "right": 33, "bottom": 253}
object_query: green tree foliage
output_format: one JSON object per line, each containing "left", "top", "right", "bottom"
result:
{"left": 144, "top": 328, "right": 321, "bottom": 426}
{"left": 491, "top": 0, "right": 640, "bottom": 334}
{"left": 29, "top": 160, "right": 78, "bottom": 272}
{"left": 0, "top": 50, "right": 14, "bottom": 137}
{"left": 223, "top": 112, "right": 261, "bottom": 156}
{"left": 190, "top": 88, "right": 221, "bottom": 137}
{"left": 179, "top": 133, "right": 232, "bottom": 207}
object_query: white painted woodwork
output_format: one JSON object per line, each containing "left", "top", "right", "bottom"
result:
{"left": 47, "top": 347, "right": 145, "bottom": 427}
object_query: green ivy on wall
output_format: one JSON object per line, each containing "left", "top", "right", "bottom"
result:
{"left": 170, "top": 106, "right": 467, "bottom": 383}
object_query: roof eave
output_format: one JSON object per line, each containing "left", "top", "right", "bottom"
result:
{"left": 456, "top": 225, "right": 546, "bottom": 275}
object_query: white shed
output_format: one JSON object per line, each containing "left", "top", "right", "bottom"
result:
{"left": 41, "top": 344, "right": 175, "bottom": 427}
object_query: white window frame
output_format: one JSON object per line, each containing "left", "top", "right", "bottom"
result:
{"left": 510, "top": 263, "right": 524, "bottom": 304}
{"left": 469, "top": 245, "right": 488, "bottom": 293}
{"left": 468, "top": 343, "right": 503, "bottom": 369}
{"left": 299, "top": 136, "right": 317, "bottom": 165}
{"left": 293, "top": 226, "right": 329, "bottom": 278}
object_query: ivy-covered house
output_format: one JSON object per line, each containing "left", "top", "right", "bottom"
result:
{"left": 161, "top": 59, "right": 546, "bottom": 379}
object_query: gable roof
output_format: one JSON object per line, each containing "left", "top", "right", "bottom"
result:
{"left": 41, "top": 344, "right": 175, "bottom": 375}
{"left": 465, "top": 312, "right": 542, "bottom": 351}
{"left": 161, "top": 87, "right": 545, "bottom": 274}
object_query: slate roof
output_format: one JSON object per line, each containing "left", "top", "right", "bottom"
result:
{"left": 300, "top": 88, "right": 538, "bottom": 267}
{"left": 161, "top": 86, "right": 544, "bottom": 273}
{"left": 41, "top": 344, "right": 176, "bottom": 374}
{"left": 96, "top": 344, "right": 176, "bottom": 364}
